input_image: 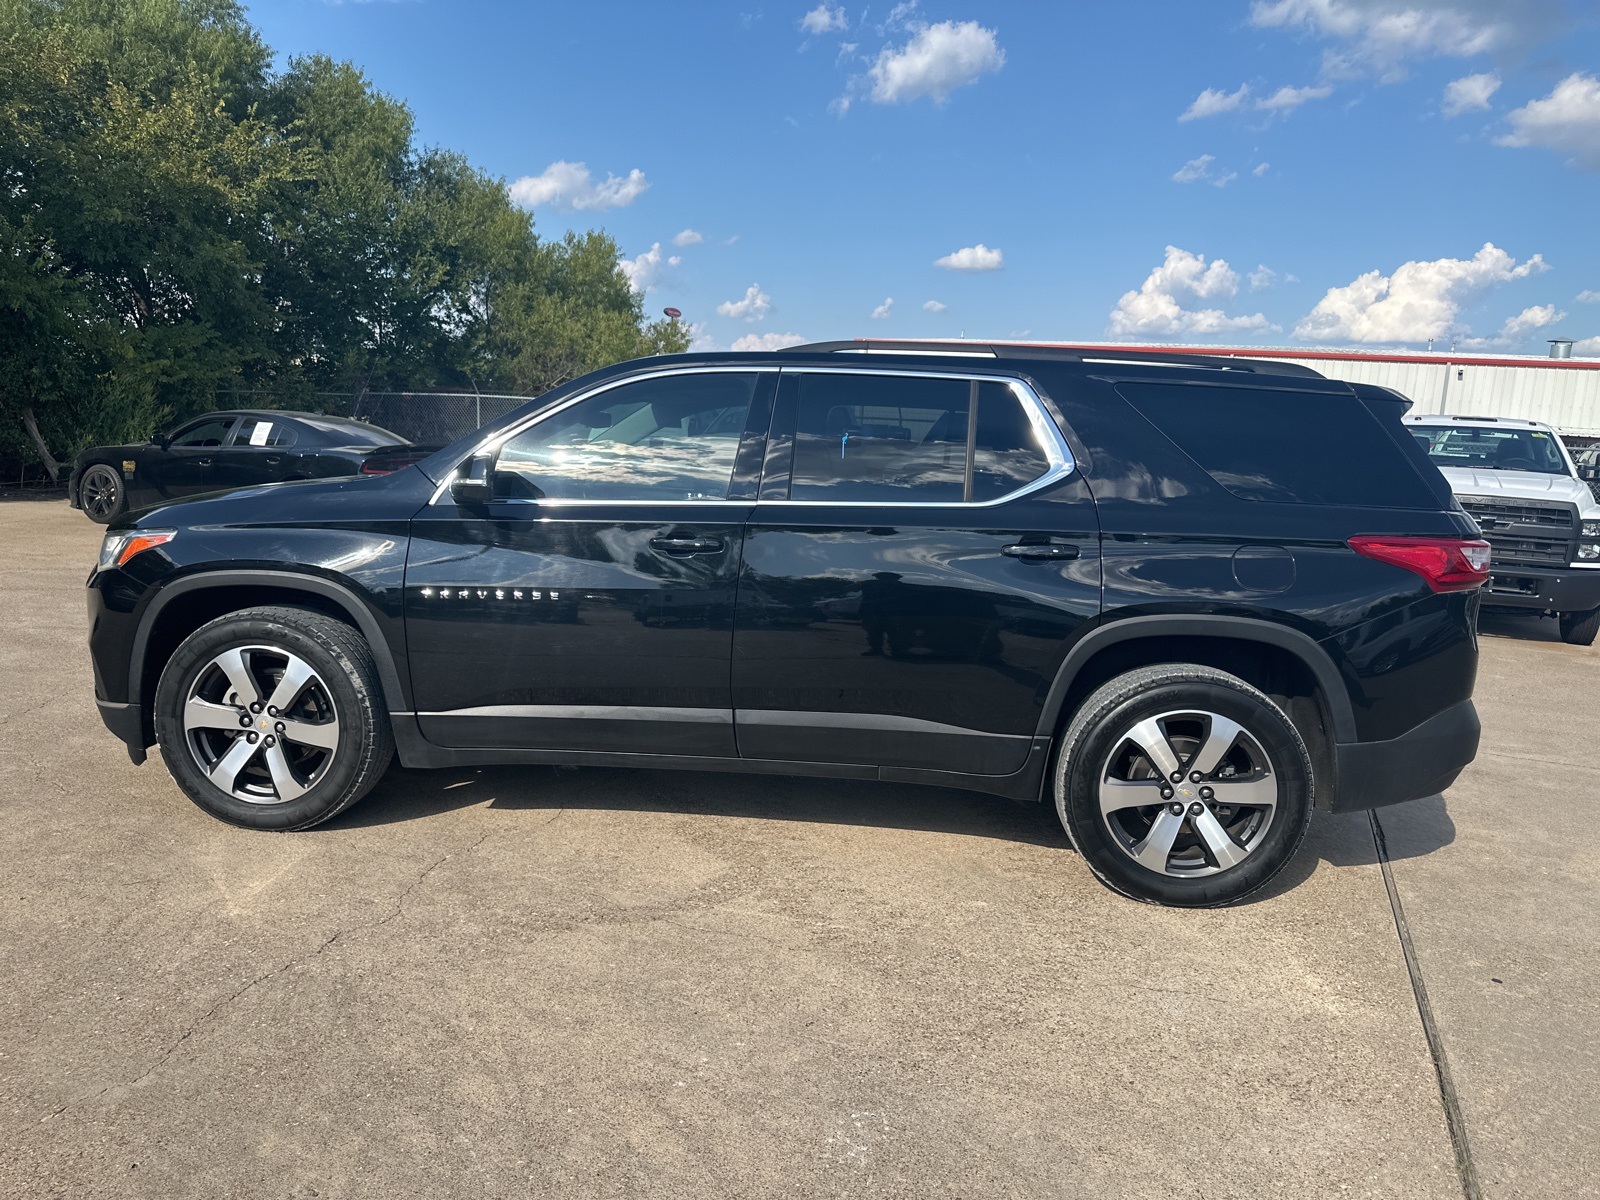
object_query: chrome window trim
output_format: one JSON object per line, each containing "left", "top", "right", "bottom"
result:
{"left": 765, "top": 366, "right": 1075, "bottom": 509}
{"left": 428, "top": 365, "right": 777, "bottom": 506}
{"left": 428, "top": 362, "right": 1076, "bottom": 509}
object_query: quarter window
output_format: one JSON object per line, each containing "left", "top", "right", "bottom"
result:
{"left": 1118, "top": 382, "right": 1439, "bottom": 508}
{"left": 786, "top": 373, "right": 1054, "bottom": 503}
{"left": 495, "top": 372, "right": 760, "bottom": 501}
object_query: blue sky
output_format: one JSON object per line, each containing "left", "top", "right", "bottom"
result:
{"left": 245, "top": 0, "right": 1600, "bottom": 354}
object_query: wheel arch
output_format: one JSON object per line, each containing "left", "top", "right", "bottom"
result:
{"left": 1037, "top": 616, "right": 1354, "bottom": 808}
{"left": 130, "top": 571, "right": 407, "bottom": 746}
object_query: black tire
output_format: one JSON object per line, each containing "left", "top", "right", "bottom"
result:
{"left": 1559, "top": 606, "right": 1600, "bottom": 646}
{"left": 153, "top": 605, "right": 394, "bottom": 830}
{"left": 78, "top": 463, "right": 127, "bottom": 524}
{"left": 1054, "top": 664, "right": 1314, "bottom": 907}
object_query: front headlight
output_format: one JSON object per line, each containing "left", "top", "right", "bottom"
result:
{"left": 97, "top": 529, "right": 176, "bottom": 572}
{"left": 1583, "top": 520, "right": 1600, "bottom": 539}
{"left": 1579, "top": 542, "right": 1600, "bottom": 561}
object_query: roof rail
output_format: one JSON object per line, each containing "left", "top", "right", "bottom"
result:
{"left": 784, "top": 339, "right": 1325, "bottom": 379}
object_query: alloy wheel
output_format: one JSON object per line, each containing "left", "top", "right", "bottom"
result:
{"left": 1098, "top": 709, "right": 1280, "bottom": 877}
{"left": 182, "top": 644, "right": 342, "bottom": 804}
{"left": 80, "top": 465, "right": 121, "bottom": 520}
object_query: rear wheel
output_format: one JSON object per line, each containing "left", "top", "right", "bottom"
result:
{"left": 1559, "top": 606, "right": 1600, "bottom": 646}
{"left": 79, "top": 464, "right": 126, "bottom": 524}
{"left": 154, "top": 606, "right": 393, "bottom": 830}
{"left": 1054, "top": 664, "right": 1314, "bottom": 907}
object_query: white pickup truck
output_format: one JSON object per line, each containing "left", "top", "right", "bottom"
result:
{"left": 1404, "top": 414, "right": 1600, "bottom": 644}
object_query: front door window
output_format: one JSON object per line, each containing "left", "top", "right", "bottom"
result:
{"left": 495, "top": 373, "right": 760, "bottom": 501}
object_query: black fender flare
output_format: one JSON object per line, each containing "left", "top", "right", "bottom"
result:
{"left": 1033, "top": 614, "right": 1356, "bottom": 743}
{"left": 129, "top": 569, "right": 409, "bottom": 716}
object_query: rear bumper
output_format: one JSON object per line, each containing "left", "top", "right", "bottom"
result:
{"left": 1481, "top": 566, "right": 1600, "bottom": 613}
{"left": 1327, "top": 699, "right": 1480, "bottom": 813}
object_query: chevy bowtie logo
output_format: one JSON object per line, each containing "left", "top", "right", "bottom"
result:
{"left": 420, "top": 587, "right": 562, "bottom": 601}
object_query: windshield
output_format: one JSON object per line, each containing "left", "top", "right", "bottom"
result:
{"left": 294, "top": 417, "right": 410, "bottom": 447}
{"left": 1409, "top": 425, "right": 1570, "bottom": 475}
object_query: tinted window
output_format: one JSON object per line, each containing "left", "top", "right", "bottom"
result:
{"left": 1118, "top": 383, "right": 1439, "bottom": 508}
{"left": 230, "top": 416, "right": 296, "bottom": 448}
{"left": 972, "top": 383, "right": 1051, "bottom": 502}
{"left": 496, "top": 372, "right": 759, "bottom": 501}
{"left": 170, "top": 418, "right": 235, "bottom": 448}
{"left": 788, "top": 374, "right": 1052, "bottom": 503}
{"left": 1410, "top": 425, "right": 1569, "bottom": 475}
{"left": 295, "top": 417, "right": 409, "bottom": 447}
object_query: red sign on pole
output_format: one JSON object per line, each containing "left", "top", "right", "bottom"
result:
{"left": 663, "top": 307, "right": 682, "bottom": 320}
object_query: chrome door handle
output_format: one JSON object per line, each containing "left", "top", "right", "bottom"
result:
{"left": 1002, "top": 542, "right": 1079, "bottom": 561}
{"left": 650, "top": 535, "right": 725, "bottom": 555}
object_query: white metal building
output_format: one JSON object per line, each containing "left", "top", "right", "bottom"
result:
{"left": 1063, "top": 343, "right": 1600, "bottom": 437}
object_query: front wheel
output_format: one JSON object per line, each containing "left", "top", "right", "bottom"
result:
{"left": 1559, "top": 606, "right": 1600, "bottom": 646}
{"left": 1054, "top": 664, "right": 1314, "bottom": 906}
{"left": 78, "top": 464, "right": 127, "bottom": 524}
{"left": 153, "top": 606, "right": 394, "bottom": 830}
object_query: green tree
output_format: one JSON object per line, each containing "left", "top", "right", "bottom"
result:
{"left": 0, "top": 0, "right": 685, "bottom": 482}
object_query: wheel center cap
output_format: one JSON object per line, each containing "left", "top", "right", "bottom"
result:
{"left": 1177, "top": 785, "right": 1194, "bottom": 800}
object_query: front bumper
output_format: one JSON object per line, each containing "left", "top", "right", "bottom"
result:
{"left": 1328, "top": 699, "right": 1480, "bottom": 813}
{"left": 1480, "top": 566, "right": 1600, "bottom": 614}
{"left": 96, "top": 699, "right": 148, "bottom": 764}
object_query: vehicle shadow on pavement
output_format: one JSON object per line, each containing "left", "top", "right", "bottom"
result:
{"left": 335, "top": 763, "right": 1461, "bottom": 896}
{"left": 338, "top": 762, "right": 1074, "bottom": 849}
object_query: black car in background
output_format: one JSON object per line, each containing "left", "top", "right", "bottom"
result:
{"left": 85, "top": 342, "right": 1488, "bottom": 906}
{"left": 69, "top": 410, "right": 436, "bottom": 523}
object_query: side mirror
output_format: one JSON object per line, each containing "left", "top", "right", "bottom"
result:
{"left": 1581, "top": 465, "right": 1599, "bottom": 482}
{"left": 450, "top": 451, "right": 496, "bottom": 505}
{"left": 152, "top": 432, "right": 171, "bottom": 449}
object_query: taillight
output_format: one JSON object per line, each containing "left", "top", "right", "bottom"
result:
{"left": 1348, "top": 535, "right": 1491, "bottom": 593}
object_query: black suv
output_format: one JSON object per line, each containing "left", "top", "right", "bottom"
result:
{"left": 87, "top": 342, "right": 1487, "bottom": 906}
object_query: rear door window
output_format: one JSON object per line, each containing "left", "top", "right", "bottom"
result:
{"left": 229, "top": 416, "right": 296, "bottom": 448}
{"left": 785, "top": 373, "right": 1055, "bottom": 503}
{"left": 1117, "top": 382, "right": 1439, "bottom": 508}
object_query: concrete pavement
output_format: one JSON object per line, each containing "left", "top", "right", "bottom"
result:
{"left": 0, "top": 498, "right": 1589, "bottom": 1198}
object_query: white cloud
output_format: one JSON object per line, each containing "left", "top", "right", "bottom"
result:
{"left": 1180, "top": 81, "right": 1329, "bottom": 121}
{"left": 1213, "top": 171, "right": 1239, "bottom": 188}
{"left": 871, "top": 297, "right": 894, "bottom": 319}
{"left": 1180, "top": 84, "right": 1251, "bottom": 121}
{"left": 1256, "top": 83, "right": 1333, "bottom": 113}
{"left": 1109, "top": 246, "right": 1275, "bottom": 338}
{"left": 923, "top": 299, "right": 947, "bottom": 312}
{"left": 1248, "top": 265, "right": 1298, "bottom": 289}
{"left": 671, "top": 229, "right": 704, "bottom": 247}
{"left": 1248, "top": 0, "right": 1545, "bottom": 80}
{"left": 687, "top": 322, "right": 718, "bottom": 352}
{"left": 867, "top": 20, "right": 1004, "bottom": 105}
{"left": 732, "top": 331, "right": 808, "bottom": 351}
{"left": 716, "top": 284, "right": 773, "bottom": 321}
{"left": 933, "top": 243, "right": 1003, "bottom": 271}
{"left": 1460, "top": 304, "right": 1566, "bottom": 348}
{"left": 1500, "top": 304, "right": 1565, "bottom": 340}
{"left": 1442, "top": 71, "right": 1500, "bottom": 117}
{"left": 1578, "top": 290, "right": 1600, "bottom": 303}
{"left": 1173, "top": 154, "right": 1216, "bottom": 183}
{"left": 800, "top": 2, "right": 847, "bottom": 34}
{"left": 1295, "top": 242, "right": 1548, "bottom": 343}
{"left": 507, "top": 160, "right": 650, "bottom": 212}
{"left": 617, "top": 243, "right": 681, "bottom": 294}
{"left": 1253, "top": 161, "right": 1271, "bottom": 176}
{"left": 1575, "top": 336, "right": 1600, "bottom": 356}
{"left": 1497, "top": 74, "right": 1600, "bottom": 170}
